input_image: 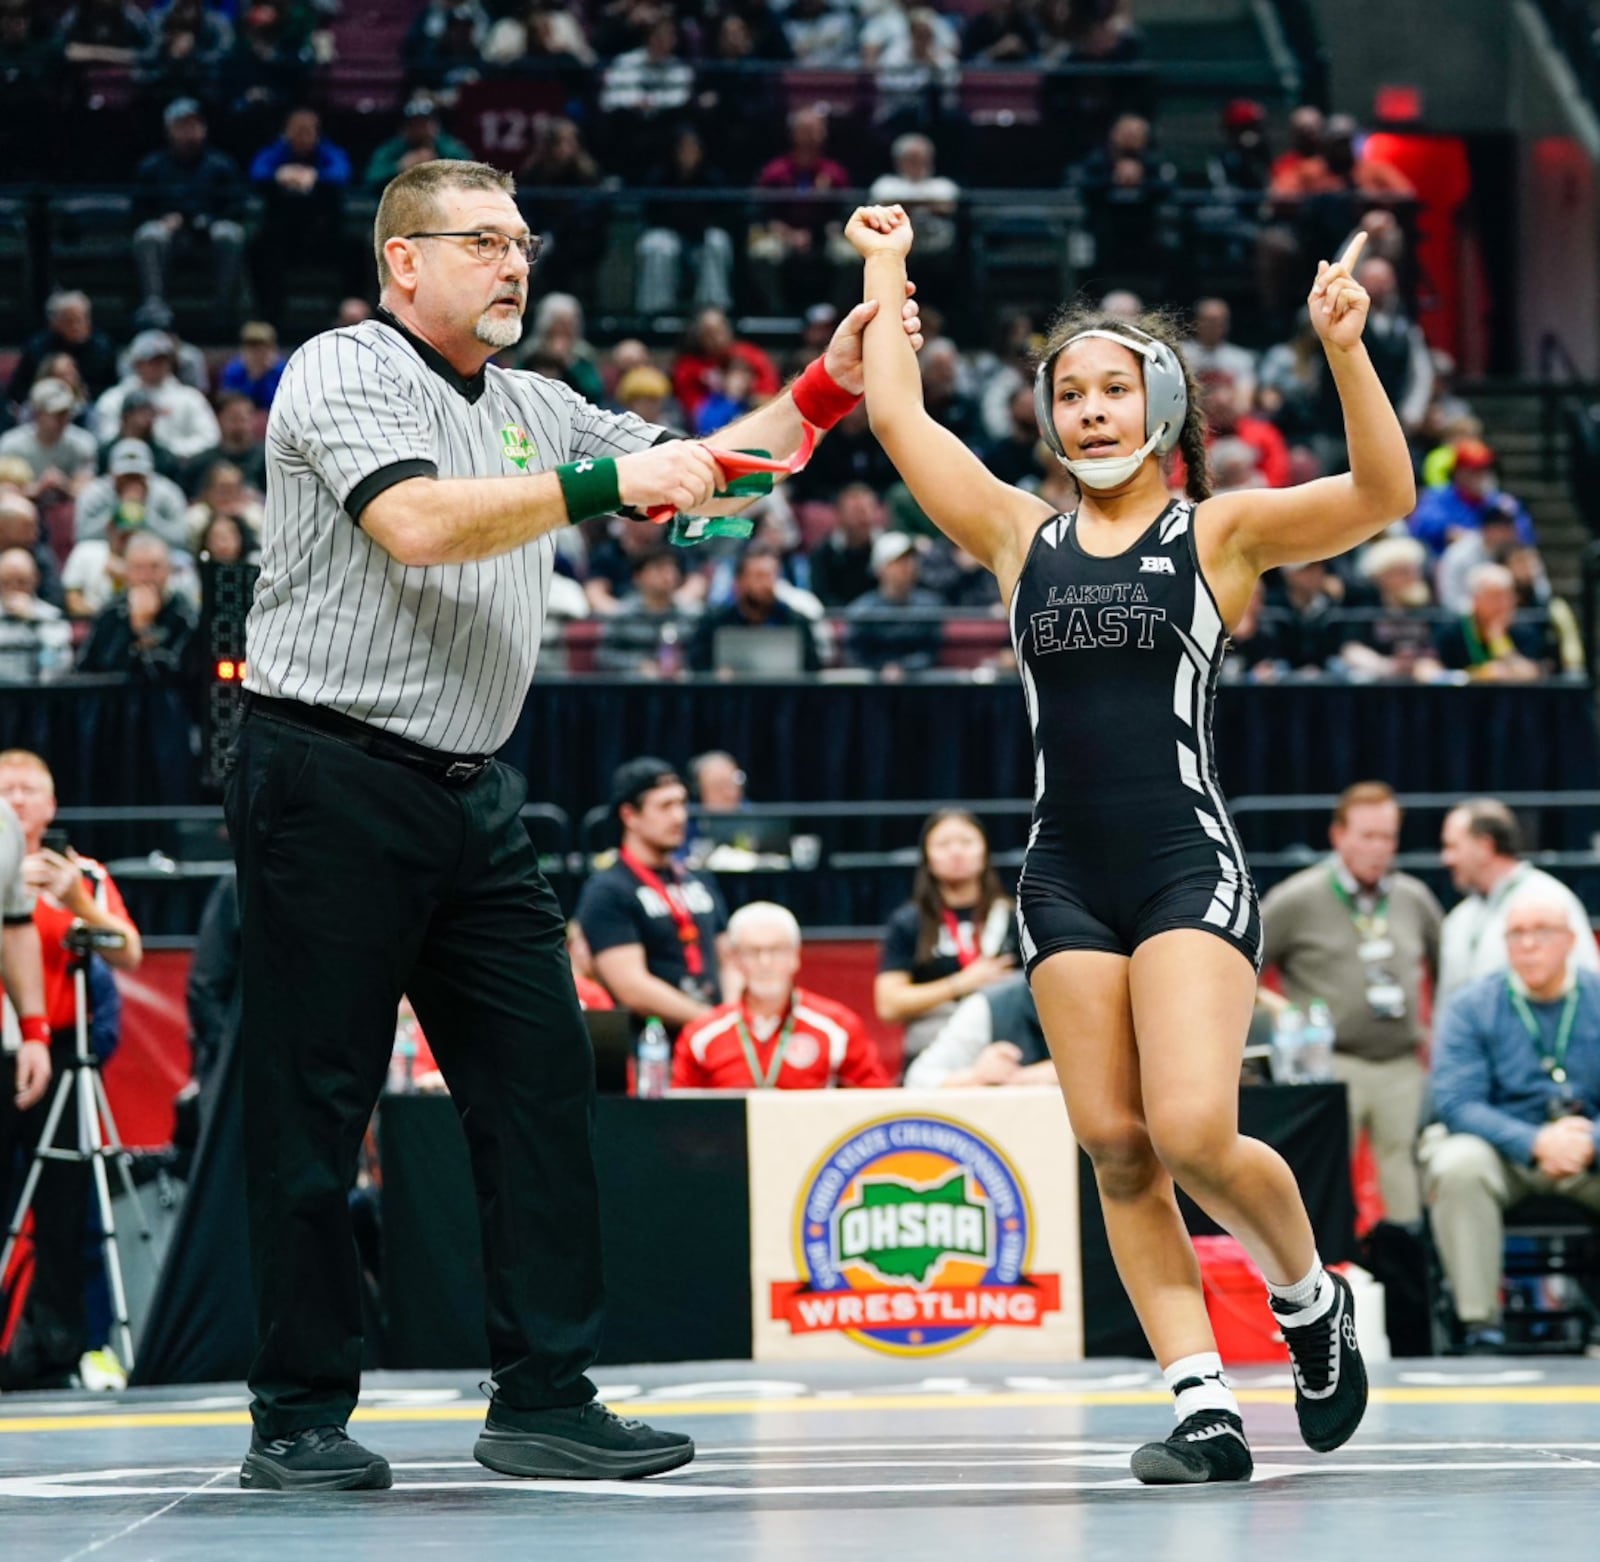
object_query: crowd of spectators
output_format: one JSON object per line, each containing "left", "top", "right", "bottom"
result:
{"left": 7, "top": 4, "right": 1568, "bottom": 689}
{"left": 2, "top": 2, "right": 1425, "bottom": 328}
{"left": 0, "top": 220, "right": 1585, "bottom": 689}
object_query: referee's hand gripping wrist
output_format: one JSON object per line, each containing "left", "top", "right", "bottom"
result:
{"left": 615, "top": 441, "right": 722, "bottom": 518}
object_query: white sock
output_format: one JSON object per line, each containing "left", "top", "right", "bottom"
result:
{"left": 1163, "top": 1351, "right": 1238, "bottom": 1421}
{"left": 1266, "top": 1256, "right": 1334, "bottom": 1323}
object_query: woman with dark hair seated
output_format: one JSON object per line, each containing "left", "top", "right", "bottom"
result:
{"left": 874, "top": 809, "right": 1018, "bottom": 1068}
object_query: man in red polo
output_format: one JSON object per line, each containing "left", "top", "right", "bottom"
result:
{"left": 674, "top": 901, "right": 890, "bottom": 1090}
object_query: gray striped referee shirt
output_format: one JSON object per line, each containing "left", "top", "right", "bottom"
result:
{"left": 245, "top": 311, "right": 667, "bottom": 754}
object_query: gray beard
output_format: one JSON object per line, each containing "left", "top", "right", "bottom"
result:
{"left": 474, "top": 311, "right": 524, "bottom": 350}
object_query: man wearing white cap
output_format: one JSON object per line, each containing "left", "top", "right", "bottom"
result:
{"left": 845, "top": 530, "right": 944, "bottom": 673}
{"left": 72, "top": 440, "right": 191, "bottom": 551}
{"left": 92, "top": 332, "right": 219, "bottom": 460}
{"left": 0, "top": 380, "right": 98, "bottom": 493}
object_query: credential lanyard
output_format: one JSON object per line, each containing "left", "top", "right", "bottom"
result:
{"left": 1328, "top": 872, "right": 1389, "bottom": 941}
{"left": 1508, "top": 981, "right": 1580, "bottom": 1085}
{"left": 736, "top": 1001, "right": 798, "bottom": 1089}
{"left": 621, "top": 848, "right": 705, "bottom": 977}
{"left": 942, "top": 909, "right": 978, "bottom": 969}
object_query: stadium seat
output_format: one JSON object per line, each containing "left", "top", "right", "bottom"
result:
{"left": 959, "top": 70, "right": 1043, "bottom": 126}
{"left": 781, "top": 69, "right": 870, "bottom": 119}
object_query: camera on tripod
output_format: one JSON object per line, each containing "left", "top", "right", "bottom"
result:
{"left": 61, "top": 923, "right": 128, "bottom": 956}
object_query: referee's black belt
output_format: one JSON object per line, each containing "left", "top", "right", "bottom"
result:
{"left": 244, "top": 695, "right": 493, "bottom": 787}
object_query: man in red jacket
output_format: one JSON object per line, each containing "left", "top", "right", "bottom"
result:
{"left": 671, "top": 308, "right": 781, "bottom": 425}
{"left": 674, "top": 901, "right": 890, "bottom": 1089}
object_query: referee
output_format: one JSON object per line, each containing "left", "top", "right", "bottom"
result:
{"left": 229, "top": 159, "right": 919, "bottom": 1492}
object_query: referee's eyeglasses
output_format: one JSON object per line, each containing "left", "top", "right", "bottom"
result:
{"left": 404, "top": 230, "right": 542, "bottom": 267}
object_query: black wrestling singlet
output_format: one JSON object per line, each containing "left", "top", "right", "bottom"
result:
{"left": 1007, "top": 498, "right": 1262, "bottom": 971}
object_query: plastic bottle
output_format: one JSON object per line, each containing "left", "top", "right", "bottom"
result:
{"left": 657, "top": 622, "right": 682, "bottom": 679}
{"left": 34, "top": 620, "right": 73, "bottom": 681}
{"left": 1302, "top": 1000, "right": 1336, "bottom": 1083}
{"left": 1272, "top": 1005, "right": 1305, "bottom": 1086}
{"left": 636, "top": 1017, "right": 672, "bottom": 1099}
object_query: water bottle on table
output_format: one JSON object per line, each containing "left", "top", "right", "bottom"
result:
{"left": 1272, "top": 1004, "right": 1305, "bottom": 1085}
{"left": 637, "top": 1017, "right": 672, "bottom": 1099}
{"left": 1301, "top": 1000, "right": 1336, "bottom": 1083}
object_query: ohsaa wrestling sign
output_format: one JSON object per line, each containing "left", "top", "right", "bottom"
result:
{"left": 769, "top": 1114, "right": 1062, "bottom": 1356}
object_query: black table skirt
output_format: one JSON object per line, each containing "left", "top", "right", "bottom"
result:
{"left": 380, "top": 1085, "right": 1353, "bottom": 1367}
{"left": 4, "top": 676, "right": 1594, "bottom": 816}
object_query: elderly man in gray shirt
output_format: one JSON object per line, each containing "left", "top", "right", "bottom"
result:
{"left": 1259, "top": 781, "right": 1442, "bottom": 1226}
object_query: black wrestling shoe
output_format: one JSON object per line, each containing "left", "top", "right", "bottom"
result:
{"left": 474, "top": 1399, "right": 695, "bottom": 1480}
{"left": 239, "top": 1425, "right": 393, "bottom": 1491}
{"left": 1131, "top": 1409, "right": 1254, "bottom": 1485}
{"left": 1271, "top": 1268, "right": 1368, "bottom": 1453}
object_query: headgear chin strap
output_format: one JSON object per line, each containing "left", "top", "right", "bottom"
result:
{"left": 1033, "top": 324, "right": 1188, "bottom": 489}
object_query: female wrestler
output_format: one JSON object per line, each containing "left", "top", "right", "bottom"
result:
{"left": 847, "top": 205, "right": 1412, "bottom": 1482}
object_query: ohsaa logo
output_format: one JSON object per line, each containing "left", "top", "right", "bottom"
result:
{"left": 771, "top": 1114, "right": 1061, "bottom": 1356}
{"left": 499, "top": 424, "right": 537, "bottom": 471}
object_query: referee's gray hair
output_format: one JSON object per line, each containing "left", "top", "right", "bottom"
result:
{"left": 727, "top": 901, "right": 802, "bottom": 950}
{"left": 374, "top": 159, "right": 517, "bottom": 290}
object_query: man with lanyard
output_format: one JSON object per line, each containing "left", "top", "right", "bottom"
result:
{"left": 1424, "top": 887, "right": 1600, "bottom": 1350}
{"left": 1437, "top": 798, "right": 1597, "bottom": 1013}
{"left": 673, "top": 902, "right": 890, "bottom": 1090}
{"left": 578, "top": 759, "right": 730, "bottom": 1031}
{"left": 1260, "top": 782, "right": 1442, "bottom": 1227}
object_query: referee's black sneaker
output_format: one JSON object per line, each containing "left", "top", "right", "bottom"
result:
{"left": 1271, "top": 1267, "right": 1368, "bottom": 1453}
{"left": 1131, "top": 1409, "right": 1254, "bottom": 1485}
{"left": 474, "top": 1398, "right": 695, "bottom": 1480}
{"left": 239, "top": 1426, "right": 393, "bottom": 1491}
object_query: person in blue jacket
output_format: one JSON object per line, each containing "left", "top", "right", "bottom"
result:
{"left": 1408, "top": 438, "right": 1534, "bottom": 558}
{"left": 1425, "top": 885, "right": 1600, "bottom": 1349}
{"left": 248, "top": 107, "right": 355, "bottom": 328}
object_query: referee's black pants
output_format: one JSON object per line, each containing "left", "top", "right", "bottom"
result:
{"left": 225, "top": 705, "right": 603, "bottom": 1438}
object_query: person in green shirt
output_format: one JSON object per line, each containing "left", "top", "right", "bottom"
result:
{"left": 364, "top": 99, "right": 474, "bottom": 191}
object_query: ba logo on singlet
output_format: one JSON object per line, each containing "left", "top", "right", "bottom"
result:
{"left": 1031, "top": 582, "right": 1167, "bottom": 654}
{"left": 1140, "top": 556, "right": 1176, "bottom": 575}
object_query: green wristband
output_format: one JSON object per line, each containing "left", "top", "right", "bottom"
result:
{"left": 555, "top": 457, "right": 621, "bottom": 523}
